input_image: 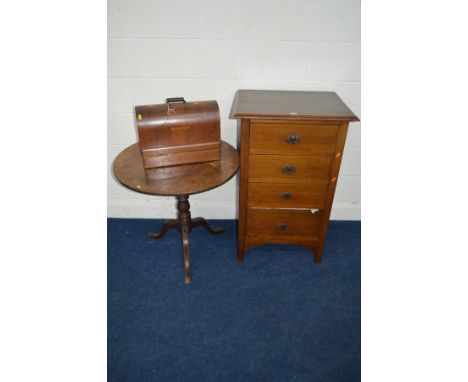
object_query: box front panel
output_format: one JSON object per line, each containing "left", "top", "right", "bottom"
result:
{"left": 136, "top": 100, "right": 220, "bottom": 152}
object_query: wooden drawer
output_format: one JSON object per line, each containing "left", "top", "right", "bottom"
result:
{"left": 248, "top": 183, "right": 327, "bottom": 208}
{"left": 246, "top": 208, "right": 322, "bottom": 240}
{"left": 248, "top": 154, "right": 332, "bottom": 184}
{"left": 250, "top": 122, "right": 339, "bottom": 155}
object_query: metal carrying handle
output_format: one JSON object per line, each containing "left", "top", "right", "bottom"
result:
{"left": 165, "top": 97, "right": 186, "bottom": 114}
{"left": 166, "top": 97, "right": 186, "bottom": 104}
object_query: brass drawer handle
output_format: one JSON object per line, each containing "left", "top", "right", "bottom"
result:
{"left": 277, "top": 223, "right": 288, "bottom": 230}
{"left": 282, "top": 165, "right": 296, "bottom": 174}
{"left": 280, "top": 192, "right": 293, "bottom": 200}
{"left": 286, "top": 135, "right": 300, "bottom": 144}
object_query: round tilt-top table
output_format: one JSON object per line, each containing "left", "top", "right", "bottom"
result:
{"left": 113, "top": 141, "right": 239, "bottom": 284}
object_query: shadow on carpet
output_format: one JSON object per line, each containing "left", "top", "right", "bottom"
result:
{"left": 108, "top": 219, "right": 360, "bottom": 382}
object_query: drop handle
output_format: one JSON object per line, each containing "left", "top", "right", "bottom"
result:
{"left": 280, "top": 192, "right": 293, "bottom": 200}
{"left": 282, "top": 165, "right": 296, "bottom": 174}
{"left": 277, "top": 223, "right": 288, "bottom": 230}
{"left": 286, "top": 135, "right": 300, "bottom": 144}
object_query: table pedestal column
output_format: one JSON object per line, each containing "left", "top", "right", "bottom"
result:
{"left": 148, "top": 194, "right": 225, "bottom": 284}
{"left": 177, "top": 195, "right": 192, "bottom": 284}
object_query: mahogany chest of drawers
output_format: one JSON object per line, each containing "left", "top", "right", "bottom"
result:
{"left": 230, "top": 89, "right": 359, "bottom": 262}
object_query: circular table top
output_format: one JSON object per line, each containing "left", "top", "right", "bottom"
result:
{"left": 113, "top": 141, "right": 239, "bottom": 196}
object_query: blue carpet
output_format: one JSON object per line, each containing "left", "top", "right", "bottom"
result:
{"left": 108, "top": 219, "right": 360, "bottom": 382}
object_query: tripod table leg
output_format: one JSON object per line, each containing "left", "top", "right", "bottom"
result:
{"left": 190, "top": 217, "right": 225, "bottom": 234}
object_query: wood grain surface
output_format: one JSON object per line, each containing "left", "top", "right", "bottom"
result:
{"left": 248, "top": 154, "right": 332, "bottom": 184}
{"left": 247, "top": 183, "right": 327, "bottom": 209}
{"left": 249, "top": 122, "right": 339, "bottom": 155}
{"left": 230, "top": 89, "right": 359, "bottom": 121}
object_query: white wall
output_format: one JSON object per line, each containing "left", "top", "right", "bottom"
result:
{"left": 108, "top": 0, "right": 361, "bottom": 220}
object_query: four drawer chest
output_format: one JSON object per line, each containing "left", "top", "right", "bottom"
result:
{"left": 230, "top": 89, "right": 359, "bottom": 262}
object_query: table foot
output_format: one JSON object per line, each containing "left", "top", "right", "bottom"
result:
{"left": 147, "top": 219, "right": 178, "bottom": 240}
{"left": 190, "top": 217, "right": 225, "bottom": 234}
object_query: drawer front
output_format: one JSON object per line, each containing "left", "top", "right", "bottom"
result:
{"left": 248, "top": 154, "right": 332, "bottom": 184}
{"left": 248, "top": 183, "right": 327, "bottom": 208}
{"left": 250, "top": 123, "right": 339, "bottom": 155}
{"left": 246, "top": 208, "right": 322, "bottom": 239}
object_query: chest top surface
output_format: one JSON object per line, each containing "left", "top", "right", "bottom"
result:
{"left": 229, "top": 89, "right": 359, "bottom": 121}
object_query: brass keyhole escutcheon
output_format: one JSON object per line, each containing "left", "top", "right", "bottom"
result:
{"left": 277, "top": 223, "right": 288, "bottom": 230}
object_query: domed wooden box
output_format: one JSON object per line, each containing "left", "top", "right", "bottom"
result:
{"left": 135, "top": 97, "right": 221, "bottom": 168}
